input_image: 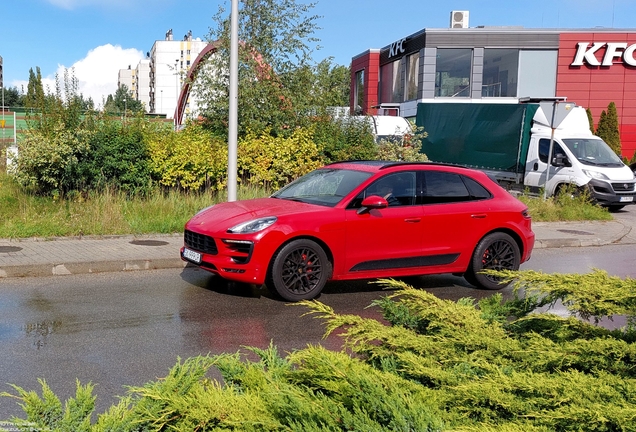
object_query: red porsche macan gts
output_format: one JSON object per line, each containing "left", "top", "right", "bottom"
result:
{"left": 181, "top": 161, "right": 535, "bottom": 301}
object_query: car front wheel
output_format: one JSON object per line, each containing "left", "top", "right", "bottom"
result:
{"left": 267, "top": 239, "right": 331, "bottom": 301}
{"left": 466, "top": 232, "right": 520, "bottom": 290}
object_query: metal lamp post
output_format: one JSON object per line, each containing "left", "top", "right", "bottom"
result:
{"left": 174, "top": 60, "right": 179, "bottom": 131}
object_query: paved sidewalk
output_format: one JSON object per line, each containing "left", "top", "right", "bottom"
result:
{"left": 0, "top": 220, "right": 633, "bottom": 279}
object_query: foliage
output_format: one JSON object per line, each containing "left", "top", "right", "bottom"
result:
{"left": 595, "top": 101, "right": 621, "bottom": 156}
{"left": 1, "top": 86, "right": 25, "bottom": 108}
{"left": 4, "top": 271, "right": 636, "bottom": 431}
{"left": 103, "top": 84, "right": 144, "bottom": 115}
{"left": 13, "top": 122, "right": 92, "bottom": 196}
{"left": 0, "top": 171, "right": 269, "bottom": 238}
{"left": 585, "top": 107, "right": 595, "bottom": 134}
{"left": 237, "top": 126, "right": 323, "bottom": 189}
{"left": 310, "top": 59, "right": 351, "bottom": 107}
{"left": 312, "top": 115, "right": 378, "bottom": 163}
{"left": 193, "top": 0, "right": 327, "bottom": 138}
{"left": 147, "top": 121, "right": 229, "bottom": 191}
{"left": 79, "top": 115, "right": 153, "bottom": 195}
{"left": 376, "top": 125, "right": 429, "bottom": 162}
{"left": 25, "top": 66, "right": 46, "bottom": 110}
{"left": 517, "top": 186, "right": 612, "bottom": 222}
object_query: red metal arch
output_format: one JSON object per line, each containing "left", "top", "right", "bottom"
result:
{"left": 174, "top": 41, "right": 221, "bottom": 129}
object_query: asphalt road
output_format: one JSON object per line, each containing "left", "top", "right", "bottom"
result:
{"left": 1, "top": 242, "right": 635, "bottom": 420}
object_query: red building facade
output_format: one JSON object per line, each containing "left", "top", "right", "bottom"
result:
{"left": 351, "top": 28, "right": 636, "bottom": 159}
{"left": 557, "top": 33, "right": 636, "bottom": 158}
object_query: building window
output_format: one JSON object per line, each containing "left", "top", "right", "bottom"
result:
{"left": 482, "top": 49, "right": 519, "bottom": 97}
{"left": 380, "top": 60, "right": 403, "bottom": 103}
{"left": 355, "top": 70, "right": 364, "bottom": 113}
{"left": 435, "top": 48, "right": 471, "bottom": 97}
{"left": 406, "top": 52, "right": 419, "bottom": 101}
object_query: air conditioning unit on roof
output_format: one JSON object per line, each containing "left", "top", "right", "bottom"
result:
{"left": 450, "top": 10, "right": 469, "bottom": 28}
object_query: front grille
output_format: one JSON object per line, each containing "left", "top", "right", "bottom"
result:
{"left": 612, "top": 182, "right": 636, "bottom": 193}
{"left": 184, "top": 230, "right": 218, "bottom": 255}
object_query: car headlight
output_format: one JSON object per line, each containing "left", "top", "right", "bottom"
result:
{"left": 227, "top": 217, "right": 277, "bottom": 234}
{"left": 583, "top": 170, "right": 609, "bottom": 180}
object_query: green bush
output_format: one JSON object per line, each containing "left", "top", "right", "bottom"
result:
{"left": 79, "top": 117, "right": 153, "bottom": 195}
{"left": 312, "top": 116, "right": 378, "bottom": 163}
{"left": 4, "top": 271, "right": 636, "bottom": 431}
{"left": 13, "top": 121, "right": 92, "bottom": 196}
{"left": 237, "top": 127, "right": 324, "bottom": 189}
{"left": 147, "top": 121, "right": 229, "bottom": 191}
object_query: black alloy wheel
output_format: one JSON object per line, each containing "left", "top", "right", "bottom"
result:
{"left": 466, "top": 232, "right": 520, "bottom": 290}
{"left": 267, "top": 239, "right": 331, "bottom": 301}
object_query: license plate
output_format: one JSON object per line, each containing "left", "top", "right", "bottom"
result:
{"left": 183, "top": 248, "right": 201, "bottom": 264}
{"left": 620, "top": 196, "right": 634, "bottom": 202}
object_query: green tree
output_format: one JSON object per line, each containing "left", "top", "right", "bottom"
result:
{"left": 595, "top": 101, "right": 621, "bottom": 156}
{"left": 103, "top": 84, "right": 144, "bottom": 115}
{"left": 24, "top": 67, "right": 46, "bottom": 110}
{"left": 585, "top": 107, "right": 594, "bottom": 134}
{"left": 312, "top": 59, "right": 350, "bottom": 108}
{"left": 2, "top": 86, "right": 25, "bottom": 108}
{"left": 193, "top": 0, "right": 323, "bottom": 137}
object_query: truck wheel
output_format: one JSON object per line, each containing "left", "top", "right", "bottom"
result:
{"left": 267, "top": 239, "right": 331, "bottom": 302}
{"left": 466, "top": 232, "right": 520, "bottom": 290}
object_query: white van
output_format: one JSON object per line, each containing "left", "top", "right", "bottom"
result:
{"left": 367, "top": 116, "right": 412, "bottom": 142}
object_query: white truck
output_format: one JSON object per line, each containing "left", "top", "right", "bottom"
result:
{"left": 416, "top": 100, "right": 636, "bottom": 211}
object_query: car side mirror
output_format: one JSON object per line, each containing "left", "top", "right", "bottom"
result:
{"left": 552, "top": 155, "right": 571, "bottom": 167}
{"left": 357, "top": 195, "right": 388, "bottom": 214}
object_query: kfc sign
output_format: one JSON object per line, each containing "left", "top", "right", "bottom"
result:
{"left": 571, "top": 42, "right": 636, "bottom": 67}
{"left": 388, "top": 38, "right": 407, "bottom": 58}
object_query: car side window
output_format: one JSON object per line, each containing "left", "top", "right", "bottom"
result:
{"left": 539, "top": 139, "right": 566, "bottom": 164}
{"left": 421, "top": 171, "right": 471, "bottom": 204}
{"left": 347, "top": 171, "right": 417, "bottom": 209}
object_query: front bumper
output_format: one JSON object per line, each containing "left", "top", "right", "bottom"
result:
{"left": 586, "top": 179, "right": 636, "bottom": 206}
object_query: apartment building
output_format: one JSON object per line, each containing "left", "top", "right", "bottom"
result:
{"left": 118, "top": 29, "right": 208, "bottom": 119}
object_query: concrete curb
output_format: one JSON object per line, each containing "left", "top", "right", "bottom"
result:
{"left": 0, "top": 258, "right": 187, "bottom": 279}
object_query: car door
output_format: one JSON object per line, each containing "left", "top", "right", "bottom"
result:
{"left": 525, "top": 138, "right": 575, "bottom": 195}
{"left": 419, "top": 170, "right": 494, "bottom": 270}
{"left": 343, "top": 171, "right": 423, "bottom": 274}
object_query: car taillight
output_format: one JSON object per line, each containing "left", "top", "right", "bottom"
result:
{"left": 522, "top": 209, "right": 531, "bottom": 219}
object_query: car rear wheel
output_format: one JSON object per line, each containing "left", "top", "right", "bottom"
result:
{"left": 267, "top": 239, "right": 331, "bottom": 301}
{"left": 466, "top": 232, "right": 520, "bottom": 290}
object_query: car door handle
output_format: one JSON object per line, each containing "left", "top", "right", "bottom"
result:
{"left": 471, "top": 214, "right": 487, "bottom": 219}
{"left": 404, "top": 218, "right": 421, "bottom": 223}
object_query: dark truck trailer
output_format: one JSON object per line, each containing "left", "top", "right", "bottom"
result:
{"left": 415, "top": 102, "right": 636, "bottom": 211}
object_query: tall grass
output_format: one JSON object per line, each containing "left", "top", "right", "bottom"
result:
{"left": 1, "top": 173, "right": 612, "bottom": 239}
{"left": 0, "top": 173, "right": 271, "bottom": 238}
{"left": 518, "top": 187, "right": 612, "bottom": 222}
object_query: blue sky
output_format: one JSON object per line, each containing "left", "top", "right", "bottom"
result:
{"left": 2, "top": 0, "right": 634, "bottom": 106}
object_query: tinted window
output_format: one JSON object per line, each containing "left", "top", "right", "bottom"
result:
{"left": 539, "top": 139, "right": 566, "bottom": 164}
{"left": 348, "top": 171, "right": 416, "bottom": 208}
{"left": 462, "top": 176, "right": 492, "bottom": 200}
{"left": 422, "top": 171, "right": 470, "bottom": 204}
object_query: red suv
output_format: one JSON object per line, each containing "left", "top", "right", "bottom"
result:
{"left": 181, "top": 161, "right": 535, "bottom": 301}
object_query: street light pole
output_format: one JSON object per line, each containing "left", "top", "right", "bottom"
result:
{"left": 174, "top": 59, "right": 179, "bottom": 131}
{"left": 227, "top": 0, "right": 239, "bottom": 202}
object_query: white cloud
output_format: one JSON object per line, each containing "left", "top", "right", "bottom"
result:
{"left": 67, "top": 44, "right": 144, "bottom": 106}
{"left": 12, "top": 44, "right": 144, "bottom": 108}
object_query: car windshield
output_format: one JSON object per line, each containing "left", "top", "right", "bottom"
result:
{"left": 272, "top": 168, "right": 373, "bottom": 207}
{"left": 562, "top": 138, "right": 624, "bottom": 167}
